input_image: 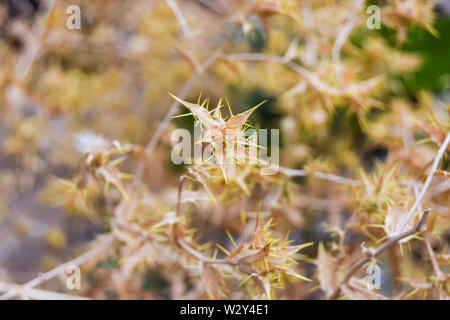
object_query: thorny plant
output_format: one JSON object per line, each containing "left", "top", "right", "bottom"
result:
{"left": 0, "top": 0, "right": 449, "bottom": 300}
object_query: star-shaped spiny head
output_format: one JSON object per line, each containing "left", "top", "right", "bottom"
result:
{"left": 171, "top": 94, "right": 266, "bottom": 182}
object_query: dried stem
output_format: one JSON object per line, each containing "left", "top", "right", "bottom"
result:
{"left": 224, "top": 53, "right": 381, "bottom": 97}
{"left": 398, "top": 131, "right": 450, "bottom": 232}
{"left": 331, "top": 0, "right": 364, "bottom": 79}
{"left": 300, "top": 0, "right": 317, "bottom": 67}
{"left": 0, "top": 281, "right": 89, "bottom": 300}
{"left": 424, "top": 236, "right": 445, "bottom": 280}
{"left": 173, "top": 175, "right": 236, "bottom": 266}
{"left": 0, "top": 235, "right": 115, "bottom": 300}
{"left": 278, "top": 166, "right": 360, "bottom": 186}
{"left": 14, "top": 0, "right": 56, "bottom": 82}
{"left": 165, "top": 0, "right": 193, "bottom": 38}
{"left": 329, "top": 208, "right": 431, "bottom": 300}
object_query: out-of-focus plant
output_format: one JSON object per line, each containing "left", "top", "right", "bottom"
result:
{"left": 0, "top": 0, "right": 448, "bottom": 300}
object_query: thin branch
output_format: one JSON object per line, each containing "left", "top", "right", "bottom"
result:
{"left": 0, "top": 282, "right": 89, "bottom": 300}
{"left": 119, "top": 177, "right": 232, "bottom": 266}
{"left": 331, "top": 0, "right": 364, "bottom": 79}
{"left": 177, "top": 237, "right": 236, "bottom": 265}
{"left": 332, "top": 16, "right": 357, "bottom": 79}
{"left": 398, "top": 131, "right": 450, "bottom": 232}
{"left": 300, "top": 0, "right": 317, "bottom": 67}
{"left": 166, "top": 0, "right": 193, "bottom": 38}
{"left": 173, "top": 176, "right": 236, "bottom": 266}
{"left": 0, "top": 235, "right": 115, "bottom": 300}
{"left": 14, "top": 0, "right": 56, "bottom": 82}
{"left": 278, "top": 166, "right": 360, "bottom": 186}
{"left": 224, "top": 53, "right": 381, "bottom": 97}
{"left": 346, "top": 278, "right": 388, "bottom": 300}
{"left": 192, "top": 0, "right": 225, "bottom": 15}
{"left": 424, "top": 236, "right": 445, "bottom": 280}
{"left": 329, "top": 208, "right": 431, "bottom": 300}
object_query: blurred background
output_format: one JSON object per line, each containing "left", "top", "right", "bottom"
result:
{"left": 0, "top": 0, "right": 449, "bottom": 299}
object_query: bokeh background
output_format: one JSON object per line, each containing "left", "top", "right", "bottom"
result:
{"left": 0, "top": 0, "right": 449, "bottom": 299}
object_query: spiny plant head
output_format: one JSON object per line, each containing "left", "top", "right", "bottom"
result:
{"left": 171, "top": 94, "right": 270, "bottom": 194}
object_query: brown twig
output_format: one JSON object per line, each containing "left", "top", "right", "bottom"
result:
{"left": 0, "top": 235, "right": 115, "bottom": 300}
{"left": 224, "top": 53, "right": 382, "bottom": 97}
{"left": 397, "top": 131, "right": 450, "bottom": 232}
{"left": 0, "top": 281, "right": 89, "bottom": 300}
{"left": 166, "top": 0, "right": 193, "bottom": 38}
{"left": 329, "top": 208, "right": 431, "bottom": 300}
{"left": 424, "top": 235, "right": 445, "bottom": 280}
{"left": 14, "top": 0, "right": 56, "bottom": 82}
{"left": 278, "top": 166, "right": 360, "bottom": 186}
{"left": 173, "top": 175, "right": 236, "bottom": 266}
{"left": 331, "top": 0, "right": 364, "bottom": 79}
